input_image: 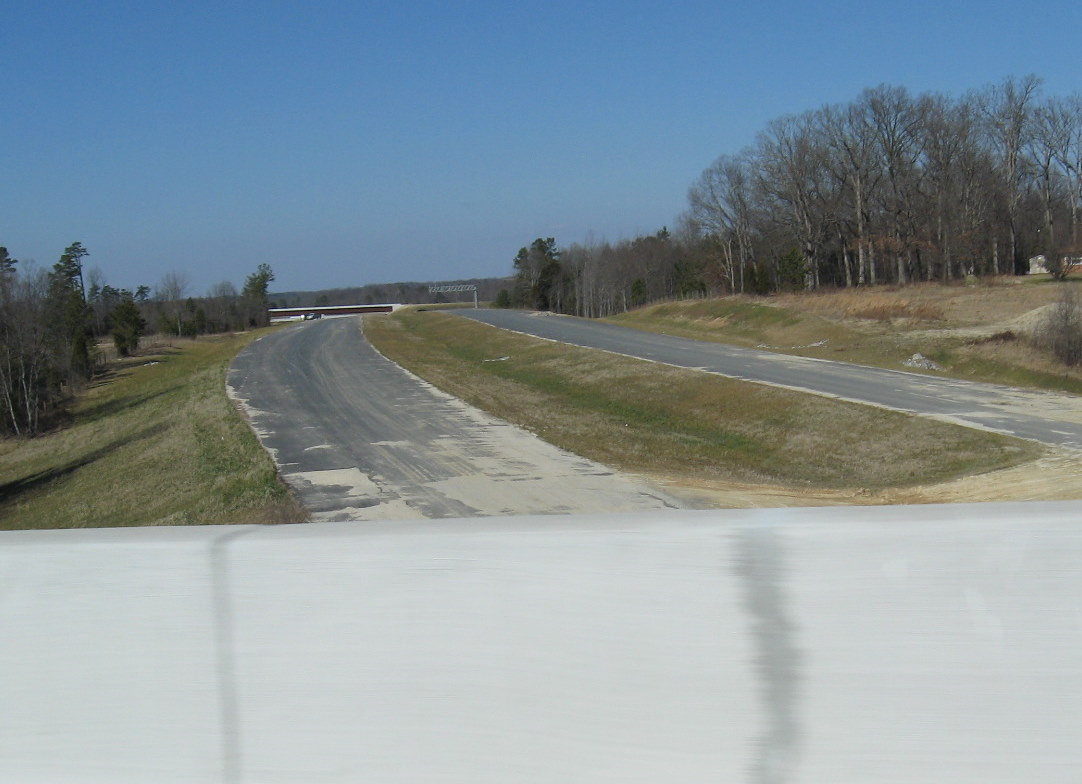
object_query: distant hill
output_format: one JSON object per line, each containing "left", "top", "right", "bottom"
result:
{"left": 271, "top": 277, "right": 513, "bottom": 308}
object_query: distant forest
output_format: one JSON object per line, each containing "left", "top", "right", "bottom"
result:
{"left": 506, "top": 76, "right": 1082, "bottom": 317}
{"left": 272, "top": 277, "right": 511, "bottom": 309}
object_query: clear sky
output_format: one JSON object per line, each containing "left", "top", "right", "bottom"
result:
{"left": 4, "top": 0, "right": 1081, "bottom": 295}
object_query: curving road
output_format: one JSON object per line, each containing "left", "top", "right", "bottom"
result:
{"left": 227, "top": 317, "right": 686, "bottom": 521}
{"left": 458, "top": 309, "right": 1082, "bottom": 450}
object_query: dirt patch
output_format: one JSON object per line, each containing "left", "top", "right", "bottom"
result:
{"left": 646, "top": 473, "right": 874, "bottom": 508}
{"left": 885, "top": 448, "right": 1082, "bottom": 504}
{"left": 650, "top": 447, "right": 1082, "bottom": 508}
{"left": 772, "top": 279, "right": 1082, "bottom": 355}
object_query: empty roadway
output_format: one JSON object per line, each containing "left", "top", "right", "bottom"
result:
{"left": 227, "top": 317, "right": 686, "bottom": 521}
{"left": 458, "top": 308, "right": 1082, "bottom": 450}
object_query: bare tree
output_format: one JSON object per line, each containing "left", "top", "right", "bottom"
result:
{"left": 687, "top": 153, "right": 758, "bottom": 292}
{"left": 918, "top": 93, "right": 998, "bottom": 281}
{"left": 980, "top": 75, "right": 1043, "bottom": 273}
{"left": 204, "top": 280, "right": 240, "bottom": 332}
{"left": 1029, "top": 97, "right": 1072, "bottom": 253}
{"left": 1062, "top": 95, "right": 1082, "bottom": 249}
{"left": 756, "top": 113, "right": 832, "bottom": 289}
{"left": 1036, "top": 287, "right": 1082, "bottom": 364}
{"left": 863, "top": 85, "right": 928, "bottom": 283}
{"left": 85, "top": 266, "right": 108, "bottom": 334}
{"left": 820, "top": 98, "right": 882, "bottom": 285}
{"left": 156, "top": 271, "right": 189, "bottom": 336}
{"left": 0, "top": 263, "right": 50, "bottom": 435}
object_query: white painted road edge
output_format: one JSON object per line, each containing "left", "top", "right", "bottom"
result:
{"left": 3, "top": 502, "right": 1081, "bottom": 782}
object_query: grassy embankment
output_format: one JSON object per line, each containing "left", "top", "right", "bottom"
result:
{"left": 607, "top": 277, "right": 1082, "bottom": 394}
{"left": 365, "top": 310, "right": 1038, "bottom": 492}
{"left": 0, "top": 331, "right": 305, "bottom": 530}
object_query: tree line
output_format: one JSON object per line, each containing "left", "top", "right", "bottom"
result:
{"left": 273, "top": 277, "right": 510, "bottom": 309}
{"left": 506, "top": 75, "right": 1082, "bottom": 316}
{"left": 0, "top": 243, "right": 276, "bottom": 436}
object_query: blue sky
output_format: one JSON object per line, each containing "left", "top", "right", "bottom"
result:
{"left": 3, "top": 0, "right": 1081, "bottom": 295}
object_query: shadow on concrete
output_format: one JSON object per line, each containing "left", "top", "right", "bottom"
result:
{"left": 209, "top": 527, "right": 259, "bottom": 784}
{"left": 735, "top": 524, "right": 803, "bottom": 784}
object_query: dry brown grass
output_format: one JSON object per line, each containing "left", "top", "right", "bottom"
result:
{"left": 366, "top": 311, "right": 1037, "bottom": 492}
{"left": 842, "top": 296, "right": 945, "bottom": 322}
{"left": 614, "top": 279, "right": 1082, "bottom": 393}
{"left": 776, "top": 277, "right": 1069, "bottom": 325}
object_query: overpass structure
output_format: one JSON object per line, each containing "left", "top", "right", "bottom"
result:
{"left": 268, "top": 303, "right": 400, "bottom": 322}
{"left": 3, "top": 502, "right": 1081, "bottom": 782}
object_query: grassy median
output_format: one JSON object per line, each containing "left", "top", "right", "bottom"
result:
{"left": 0, "top": 331, "right": 305, "bottom": 530}
{"left": 364, "top": 310, "right": 1038, "bottom": 491}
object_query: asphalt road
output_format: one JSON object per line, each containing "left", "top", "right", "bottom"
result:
{"left": 227, "top": 317, "right": 686, "bottom": 521}
{"left": 459, "top": 309, "right": 1082, "bottom": 450}
{"left": 4, "top": 502, "right": 1081, "bottom": 782}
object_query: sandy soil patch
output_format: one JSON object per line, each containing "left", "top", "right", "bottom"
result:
{"left": 652, "top": 447, "right": 1082, "bottom": 508}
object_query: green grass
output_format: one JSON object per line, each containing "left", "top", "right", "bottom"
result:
{"left": 0, "top": 331, "right": 306, "bottom": 530}
{"left": 366, "top": 311, "right": 1037, "bottom": 490}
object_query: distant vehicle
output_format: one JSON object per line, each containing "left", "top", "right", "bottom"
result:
{"left": 303, "top": 312, "right": 323, "bottom": 320}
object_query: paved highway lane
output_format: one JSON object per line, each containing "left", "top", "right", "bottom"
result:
{"left": 459, "top": 309, "right": 1082, "bottom": 450}
{"left": 227, "top": 317, "right": 686, "bottom": 521}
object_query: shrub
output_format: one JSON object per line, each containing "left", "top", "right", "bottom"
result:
{"left": 111, "top": 297, "right": 146, "bottom": 357}
{"left": 965, "top": 330, "right": 1017, "bottom": 346}
{"left": 1035, "top": 288, "right": 1082, "bottom": 365}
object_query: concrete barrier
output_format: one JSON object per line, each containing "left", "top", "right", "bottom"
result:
{"left": 3, "top": 502, "right": 1080, "bottom": 782}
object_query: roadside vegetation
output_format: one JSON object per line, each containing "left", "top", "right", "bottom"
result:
{"left": 606, "top": 276, "right": 1082, "bottom": 394}
{"left": 0, "top": 241, "right": 278, "bottom": 437}
{"left": 497, "top": 77, "right": 1082, "bottom": 319}
{"left": 0, "top": 330, "right": 304, "bottom": 530}
{"left": 365, "top": 310, "right": 1038, "bottom": 492}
